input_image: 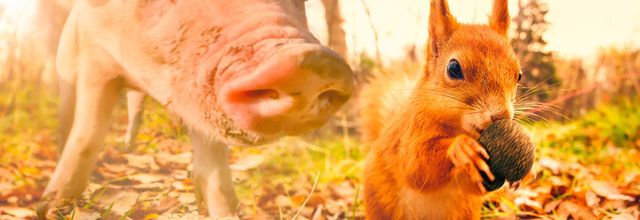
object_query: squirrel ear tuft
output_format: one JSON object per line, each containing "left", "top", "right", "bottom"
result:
{"left": 489, "top": 0, "right": 510, "bottom": 37}
{"left": 428, "top": 0, "right": 458, "bottom": 57}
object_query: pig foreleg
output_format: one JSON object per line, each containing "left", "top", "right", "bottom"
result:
{"left": 43, "top": 71, "right": 122, "bottom": 214}
{"left": 123, "top": 90, "right": 145, "bottom": 149}
{"left": 190, "top": 129, "right": 240, "bottom": 218}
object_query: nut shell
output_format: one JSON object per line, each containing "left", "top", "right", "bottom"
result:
{"left": 478, "top": 120, "right": 535, "bottom": 191}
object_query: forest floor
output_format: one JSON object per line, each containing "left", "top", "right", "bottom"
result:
{"left": 1, "top": 85, "right": 640, "bottom": 219}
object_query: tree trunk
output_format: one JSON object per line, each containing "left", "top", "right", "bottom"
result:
{"left": 321, "top": 0, "right": 348, "bottom": 62}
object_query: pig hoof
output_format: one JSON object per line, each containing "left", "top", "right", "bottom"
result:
{"left": 36, "top": 195, "right": 72, "bottom": 220}
{"left": 35, "top": 199, "right": 56, "bottom": 220}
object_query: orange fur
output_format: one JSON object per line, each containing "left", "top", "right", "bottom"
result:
{"left": 360, "top": 0, "right": 520, "bottom": 219}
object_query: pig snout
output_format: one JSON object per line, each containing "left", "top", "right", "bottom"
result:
{"left": 220, "top": 44, "right": 354, "bottom": 136}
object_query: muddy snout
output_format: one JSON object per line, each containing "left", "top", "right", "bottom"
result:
{"left": 221, "top": 45, "right": 354, "bottom": 136}
{"left": 298, "top": 49, "right": 353, "bottom": 111}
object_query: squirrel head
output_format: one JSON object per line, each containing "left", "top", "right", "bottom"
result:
{"left": 413, "top": 0, "right": 521, "bottom": 138}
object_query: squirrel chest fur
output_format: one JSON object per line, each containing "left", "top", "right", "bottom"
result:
{"left": 359, "top": 0, "right": 523, "bottom": 219}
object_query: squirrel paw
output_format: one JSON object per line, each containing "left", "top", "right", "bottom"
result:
{"left": 447, "top": 134, "right": 496, "bottom": 193}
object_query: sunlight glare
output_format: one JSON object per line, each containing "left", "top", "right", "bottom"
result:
{"left": 0, "top": 0, "right": 37, "bottom": 34}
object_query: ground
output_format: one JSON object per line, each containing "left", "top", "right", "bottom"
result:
{"left": 0, "top": 84, "right": 639, "bottom": 219}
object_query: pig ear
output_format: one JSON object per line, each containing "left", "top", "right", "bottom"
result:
{"left": 428, "top": 0, "right": 458, "bottom": 56}
{"left": 489, "top": 0, "right": 510, "bottom": 37}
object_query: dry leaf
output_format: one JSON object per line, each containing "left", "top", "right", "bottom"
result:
{"left": 306, "top": 193, "right": 326, "bottom": 207}
{"left": 172, "top": 179, "right": 194, "bottom": 192}
{"left": 154, "top": 152, "right": 192, "bottom": 169}
{"left": 514, "top": 196, "right": 542, "bottom": 212}
{"left": 72, "top": 207, "right": 101, "bottom": 220}
{"left": 102, "top": 162, "right": 130, "bottom": 174}
{"left": 0, "top": 183, "right": 13, "bottom": 198}
{"left": 543, "top": 199, "right": 562, "bottom": 213}
{"left": 130, "top": 173, "right": 165, "bottom": 184}
{"left": 229, "top": 154, "right": 265, "bottom": 171}
{"left": 97, "top": 189, "right": 140, "bottom": 216}
{"left": 126, "top": 154, "right": 160, "bottom": 171}
{"left": 329, "top": 181, "right": 355, "bottom": 199}
{"left": 133, "top": 182, "right": 165, "bottom": 190}
{"left": 178, "top": 193, "right": 196, "bottom": 204}
{"left": 0, "top": 206, "right": 36, "bottom": 218}
{"left": 538, "top": 157, "right": 562, "bottom": 174}
{"left": 172, "top": 170, "right": 188, "bottom": 180}
{"left": 151, "top": 197, "right": 181, "bottom": 214}
{"left": 590, "top": 180, "right": 634, "bottom": 201}
{"left": 311, "top": 204, "right": 325, "bottom": 220}
{"left": 557, "top": 201, "right": 596, "bottom": 220}
{"left": 275, "top": 195, "right": 293, "bottom": 208}
{"left": 585, "top": 190, "right": 600, "bottom": 207}
{"left": 611, "top": 213, "right": 635, "bottom": 220}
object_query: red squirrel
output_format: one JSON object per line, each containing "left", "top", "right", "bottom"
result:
{"left": 359, "top": 0, "right": 522, "bottom": 219}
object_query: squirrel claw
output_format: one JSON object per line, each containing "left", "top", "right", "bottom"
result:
{"left": 477, "top": 182, "right": 487, "bottom": 194}
{"left": 448, "top": 134, "right": 496, "bottom": 187}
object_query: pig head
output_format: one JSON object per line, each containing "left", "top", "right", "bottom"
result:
{"left": 43, "top": 0, "right": 353, "bottom": 218}
{"left": 116, "top": 0, "right": 351, "bottom": 144}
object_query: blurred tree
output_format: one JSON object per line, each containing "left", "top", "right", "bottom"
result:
{"left": 553, "top": 58, "right": 593, "bottom": 118}
{"left": 595, "top": 47, "right": 640, "bottom": 100}
{"left": 511, "top": 0, "right": 558, "bottom": 102}
{"left": 321, "top": 0, "right": 348, "bottom": 62}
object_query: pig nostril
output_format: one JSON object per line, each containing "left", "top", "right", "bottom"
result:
{"left": 317, "top": 90, "right": 348, "bottom": 105}
{"left": 243, "top": 89, "right": 280, "bottom": 100}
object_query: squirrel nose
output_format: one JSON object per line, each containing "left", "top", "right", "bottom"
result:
{"left": 491, "top": 111, "right": 511, "bottom": 122}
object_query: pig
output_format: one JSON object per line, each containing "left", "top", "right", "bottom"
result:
{"left": 123, "top": 90, "right": 145, "bottom": 149}
{"left": 42, "top": 0, "right": 354, "bottom": 218}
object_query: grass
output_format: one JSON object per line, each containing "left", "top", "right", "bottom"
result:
{"left": 1, "top": 81, "right": 639, "bottom": 218}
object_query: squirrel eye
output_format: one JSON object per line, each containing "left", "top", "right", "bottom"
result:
{"left": 447, "top": 59, "right": 463, "bottom": 80}
{"left": 517, "top": 70, "right": 523, "bottom": 82}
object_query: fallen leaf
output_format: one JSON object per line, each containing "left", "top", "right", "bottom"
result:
{"left": 551, "top": 184, "right": 569, "bottom": 198}
{"left": 130, "top": 173, "right": 165, "bottom": 184}
{"left": 103, "top": 162, "right": 129, "bottom": 174}
{"left": 6, "top": 196, "right": 17, "bottom": 205}
{"left": 0, "top": 206, "right": 36, "bottom": 218}
{"left": 538, "top": 157, "right": 562, "bottom": 174}
{"left": 229, "top": 154, "right": 265, "bottom": 171}
{"left": 585, "top": 190, "right": 600, "bottom": 207}
{"left": 543, "top": 199, "right": 562, "bottom": 213}
{"left": 172, "top": 179, "right": 194, "bottom": 192}
{"left": 611, "top": 213, "right": 635, "bottom": 220}
{"left": 99, "top": 162, "right": 134, "bottom": 179}
{"left": 311, "top": 204, "right": 325, "bottom": 220}
{"left": 97, "top": 189, "right": 140, "bottom": 216}
{"left": 602, "top": 199, "right": 627, "bottom": 210}
{"left": 133, "top": 182, "right": 165, "bottom": 190}
{"left": 72, "top": 207, "right": 100, "bottom": 220}
{"left": 514, "top": 196, "right": 542, "bottom": 212}
{"left": 306, "top": 193, "right": 327, "bottom": 207}
{"left": 144, "top": 213, "right": 159, "bottom": 220}
{"left": 178, "top": 193, "right": 196, "bottom": 204}
{"left": 171, "top": 170, "right": 188, "bottom": 180}
{"left": 154, "top": 152, "right": 192, "bottom": 170}
{"left": 590, "top": 180, "right": 634, "bottom": 201}
{"left": 86, "top": 183, "right": 104, "bottom": 195}
{"left": 297, "top": 206, "right": 315, "bottom": 218}
{"left": 0, "top": 182, "right": 13, "bottom": 198}
{"left": 329, "top": 181, "right": 355, "bottom": 199}
{"left": 275, "top": 195, "right": 293, "bottom": 208}
{"left": 622, "top": 171, "right": 639, "bottom": 185}
{"left": 557, "top": 201, "right": 596, "bottom": 220}
{"left": 145, "top": 196, "right": 180, "bottom": 215}
{"left": 126, "top": 154, "right": 160, "bottom": 171}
